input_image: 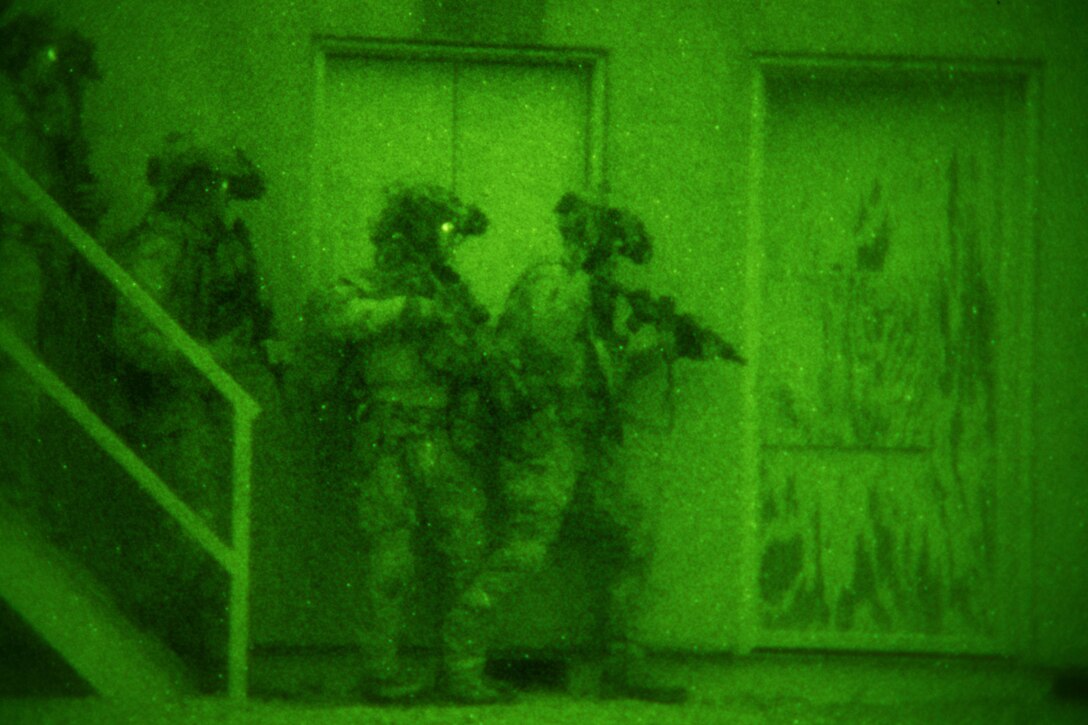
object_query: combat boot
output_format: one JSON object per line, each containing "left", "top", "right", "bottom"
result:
{"left": 440, "top": 583, "right": 514, "bottom": 704}
{"left": 441, "top": 658, "right": 515, "bottom": 705}
{"left": 357, "top": 659, "right": 430, "bottom": 703}
{"left": 354, "top": 666, "right": 426, "bottom": 701}
{"left": 598, "top": 641, "right": 689, "bottom": 704}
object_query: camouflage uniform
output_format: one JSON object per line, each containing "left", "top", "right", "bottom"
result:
{"left": 300, "top": 186, "right": 497, "bottom": 703}
{"left": 110, "top": 135, "right": 273, "bottom": 678}
{"left": 113, "top": 134, "right": 271, "bottom": 532}
{"left": 0, "top": 11, "right": 99, "bottom": 506}
{"left": 572, "top": 285, "right": 675, "bottom": 702}
{"left": 482, "top": 193, "right": 695, "bottom": 702}
{"left": 469, "top": 256, "right": 590, "bottom": 615}
{"left": 567, "top": 192, "right": 743, "bottom": 701}
{"left": 0, "top": 192, "right": 43, "bottom": 504}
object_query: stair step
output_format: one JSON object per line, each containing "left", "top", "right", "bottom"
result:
{"left": 0, "top": 495, "right": 195, "bottom": 700}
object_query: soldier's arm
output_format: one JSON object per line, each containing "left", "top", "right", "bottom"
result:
{"left": 113, "top": 232, "right": 188, "bottom": 375}
{"left": 672, "top": 314, "right": 745, "bottom": 364}
{"left": 307, "top": 278, "right": 435, "bottom": 343}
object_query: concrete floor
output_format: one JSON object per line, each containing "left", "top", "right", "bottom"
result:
{"left": 2, "top": 696, "right": 1085, "bottom": 725}
{"left": 1, "top": 653, "right": 1085, "bottom": 724}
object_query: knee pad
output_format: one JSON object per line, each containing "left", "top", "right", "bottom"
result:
{"left": 500, "top": 539, "right": 550, "bottom": 573}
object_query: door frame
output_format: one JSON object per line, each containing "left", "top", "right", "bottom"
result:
{"left": 310, "top": 36, "right": 609, "bottom": 284}
{"left": 739, "top": 54, "right": 1040, "bottom": 657}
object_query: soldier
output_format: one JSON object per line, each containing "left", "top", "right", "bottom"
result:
{"left": 0, "top": 8, "right": 101, "bottom": 227}
{"left": 0, "top": 8, "right": 101, "bottom": 507}
{"left": 479, "top": 192, "right": 742, "bottom": 703}
{"left": 110, "top": 133, "right": 273, "bottom": 684}
{"left": 113, "top": 132, "right": 272, "bottom": 528}
{"left": 0, "top": 191, "right": 43, "bottom": 507}
{"left": 560, "top": 192, "right": 743, "bottom": 702}
{"left": 298, "top": 184, "right": 501, "bottom": 703}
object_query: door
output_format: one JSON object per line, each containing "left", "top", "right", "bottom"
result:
{"left": 750, "top": 60, "right": 1034, "bottom": 653}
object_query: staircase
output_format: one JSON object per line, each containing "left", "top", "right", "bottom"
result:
{"left": 0, "top": 497, "right": 194, "bottom": 699}
{"left": 0, "top": 148, "right": 260, "bottom": 700}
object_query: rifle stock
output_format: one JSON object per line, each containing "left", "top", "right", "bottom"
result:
{"left": 621, "top": 287, "right": 745, "bottom": 365}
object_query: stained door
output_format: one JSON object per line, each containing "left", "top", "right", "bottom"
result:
{"left": 752, "top": 62, "right": 1033, "bottom": 653}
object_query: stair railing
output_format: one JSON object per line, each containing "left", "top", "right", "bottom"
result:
{"left": 0, "top": 147, "right": 260, "bottom": 701}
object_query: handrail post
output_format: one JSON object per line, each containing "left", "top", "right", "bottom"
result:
{"left": 228, "top": 405, "right": 258, "bottom": 702}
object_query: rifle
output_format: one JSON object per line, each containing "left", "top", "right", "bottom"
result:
{"left": 621, "top": 288, "right": 746, "bottom": 365}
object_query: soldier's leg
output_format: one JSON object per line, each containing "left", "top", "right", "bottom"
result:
{"left": 0, "top": 231, "right": 43, "bottom": 507}
{"left": 429, "top": 408, "right": 577, "bottom": 702}
{"left": 173, "top": 395, "right": 237, "bottom": 681}
{"left": 406, "top": 430, "right": 501, "bottom": 703}
{"left": 589, "top": 444, "right": 687, "bottom": 703}
{"left": 407, "top": 407, "right": 577, "bottom": 702}
{"left": 0, "top": 365, "right": 40, "bottom": 506}
{"left": 354, "top": 450, "right": 422, "bottom": 700}
{"left": 480, "top": 407, "right": 577, "bottom": 602}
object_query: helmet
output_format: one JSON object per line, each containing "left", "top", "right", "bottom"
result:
{"left": 145, "top": 132, "right": 265, "bottom": 204}
{"left": 0, "top": 11, "right": 100, "bottom": 87}
{"left": 0, "top": 11, "right": 99, "bottom": 143}
{"left": 554, "top": 192, "right": 653, "bottom": 270}
{"left": 371, "top": 183, "right": 489, "bottom": 256}
{"left": 603, "top": 206, "right": 652, "bottom": 265}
